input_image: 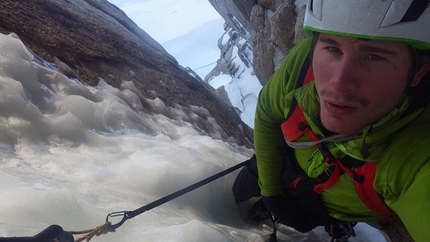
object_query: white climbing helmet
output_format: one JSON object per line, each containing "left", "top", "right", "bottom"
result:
{"left": 303, "top": 0, "right": 430, "bottom": 50}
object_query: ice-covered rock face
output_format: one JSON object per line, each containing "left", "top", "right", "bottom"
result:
{"left": 0, "top": 33, "right": 226, "bottom": 147}
{"left": 0, "top": 32, "right": 259, "bottom": 241}
{"left": 0, "top": 0, "right": 253, "bottom": 148}
{"left": 208, "top": 0, "right": 308, "bottom": 85}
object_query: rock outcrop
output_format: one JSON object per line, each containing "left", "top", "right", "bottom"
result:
{"left": 0, "top": 0, "right": 253, "bottom": 148}
{"left": 208, "top": 0, "right": 307, "bottom": 85}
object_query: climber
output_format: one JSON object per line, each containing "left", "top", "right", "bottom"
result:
{"left": 233, "top": 0, "right": 430, "bottom": 241}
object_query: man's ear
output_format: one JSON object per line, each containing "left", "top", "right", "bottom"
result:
{"left": 410, "top": 56, "right": 430, "bottom": 87}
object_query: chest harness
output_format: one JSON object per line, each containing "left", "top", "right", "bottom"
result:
{"left": 280, "top": 55, "right": 396, "bottom": 219}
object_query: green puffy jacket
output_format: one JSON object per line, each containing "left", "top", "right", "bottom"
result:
{"left": 254, "top": 37, "right": 430, "bottom": 241}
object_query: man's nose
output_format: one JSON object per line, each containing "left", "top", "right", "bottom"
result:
{"left": 329, "top": 58, "right": 359, "bottom": 92}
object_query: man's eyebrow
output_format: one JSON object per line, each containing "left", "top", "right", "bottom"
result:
{"left": 318, "top": 36, "right": 340, "bottom": 47}
{"left": 357, "top": 45, "right": 397, "bottom": 55}
{"left": 318, "top": 36, "right": 397, "bottom": 55}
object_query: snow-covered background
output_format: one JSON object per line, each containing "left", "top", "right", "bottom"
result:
{"left": 0, "top": 0, "right": 387, "bottom": 241}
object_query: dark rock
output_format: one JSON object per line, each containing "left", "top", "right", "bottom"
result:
{"left": 209, "top": 0, "right": 307, "bottom": 85}
{"left": 208, "top": 0, "right": 256, "bottom": 36}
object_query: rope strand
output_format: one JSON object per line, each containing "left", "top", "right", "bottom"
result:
{"left": 68, "top": 222, "right": 113, "bottom": 242}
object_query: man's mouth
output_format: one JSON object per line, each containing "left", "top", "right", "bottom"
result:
{"left": 323, "top": 100, "right": 358, "bottom": 115}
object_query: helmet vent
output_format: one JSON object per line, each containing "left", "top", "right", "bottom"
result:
{"left": 309, "top": 0, "right": 323, "bottom": 20}
{"left": 400, "top": 0, "right": 430, "bottom": 22}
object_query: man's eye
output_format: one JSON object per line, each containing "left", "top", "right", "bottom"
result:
{"left": 326, "top": 46, "right": 341, "bottom": 53}
{"left": 368, "top": 54, "right": 385, "bottom": 61}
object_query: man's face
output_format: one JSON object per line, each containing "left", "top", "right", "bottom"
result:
{"left": 312, "top": 33, "right": 414, "bottom": 135}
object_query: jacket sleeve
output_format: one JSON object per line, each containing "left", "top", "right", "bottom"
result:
{"left": 388, "top": 161, "right": 430, "bottom": 241}
{"left": 254, "top": 37, "right": 312, "bottom": 197}
{"left": 375, "top": 115, "right": 430, "bottom": 241}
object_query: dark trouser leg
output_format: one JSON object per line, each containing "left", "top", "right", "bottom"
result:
{"left": 232, "top": 155, "right": 261, "bottom": 203}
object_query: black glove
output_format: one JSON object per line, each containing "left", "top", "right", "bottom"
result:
{"left": 262, "top": 194, "right": 320, "bottom": 232}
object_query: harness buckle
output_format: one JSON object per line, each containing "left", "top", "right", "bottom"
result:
{"left": 315, "top": 166, "right": 334, "bottom": 183}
